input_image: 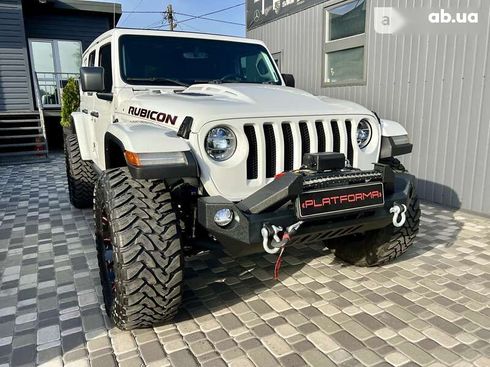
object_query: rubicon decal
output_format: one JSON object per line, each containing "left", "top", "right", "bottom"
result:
{"left": 297, "top": 183, "right": 385, "bottom": 219}
{"left": 128, "top": 106, "right": 178, "bottom": 125}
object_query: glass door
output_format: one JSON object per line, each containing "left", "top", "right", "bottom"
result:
{"left": 30, "top": 40, "right": 58, "bottom": 106}
{"left": 29, "top": 39, "right": 82, "bottom": 108}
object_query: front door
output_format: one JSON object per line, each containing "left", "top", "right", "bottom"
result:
{"left": 29, "top": 39, "right": 82, "bottom": 108}
{"left": 91, "top": 41, "right": 114, "bottom": 169}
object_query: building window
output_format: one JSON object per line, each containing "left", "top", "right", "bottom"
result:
{"left": 323, "top": 0, "right": 366, "bottom": 86}
{"left": 29, "top": 39, "right": 82, "bottom": 106}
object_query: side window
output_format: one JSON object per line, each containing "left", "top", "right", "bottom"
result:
{"left": 88, "top": 50, "right": 96, "bottom": 67}
{"left": 98, "top": 43, "right": 112, "bottom": 93}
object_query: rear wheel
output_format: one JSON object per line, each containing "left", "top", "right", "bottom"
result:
{"left": 331, "top": 187, "right": 420, "bottom": 266}
{"left": 94, "top": 167, "right": 184, "bottom": 330}
{"left": 64, "top": 134, "right": 96, "bottom": 208}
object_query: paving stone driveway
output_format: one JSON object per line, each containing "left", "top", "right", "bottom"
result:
{"left": 0, "top": 155, "right": 489, "bottom": 367}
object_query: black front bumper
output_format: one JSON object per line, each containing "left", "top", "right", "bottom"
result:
{"left": 197, "top": 165, "right": 416, "bottom": 257}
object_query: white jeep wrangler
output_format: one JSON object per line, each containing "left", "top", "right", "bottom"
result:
{"left": 65, "top": 28, "right": 420, "bottom": 330}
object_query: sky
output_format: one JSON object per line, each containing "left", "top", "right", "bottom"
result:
{"left": 92, "top": 0, "right": 246, "bottom": 37}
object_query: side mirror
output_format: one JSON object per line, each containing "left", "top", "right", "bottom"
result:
{"left": 80, "top": 67, "right": 105, "bottom": 92}
{"left": 282, "top": 73, "right": 295, "bottom": 88}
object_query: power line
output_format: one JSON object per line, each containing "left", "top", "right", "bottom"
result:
{"left": 121, "top": 2, "right": 244, "bottom": 16}
{"left": 121, "top": 10, "right": 166, "bottom": 14}
{"left": 176, "top": 3, "right": 244, "bottom": 25}
{"left": 143, "top": 19, "right": 165, "bottom": 29}
{"left": 174, "top": 12, "right": 245, "bottom": 26}
{"left": 175, "top": 18, "right": 203, "bottom": 33}
{"left": 121, "top": 3, "right": 245, "bottom": 28}
{"left": 121, "top": 0, "right": 145, "bottom": 24}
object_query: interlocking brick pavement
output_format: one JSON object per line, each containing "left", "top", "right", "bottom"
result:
{"left": 0, "top": 155, "right": 489, "bottom": 367}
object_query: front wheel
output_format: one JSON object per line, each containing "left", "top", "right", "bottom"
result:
{"left": 331, "top": 187, "right": 420, "bottom": 266}
{"left": 94, "top": 167, "right": 184, "bottom": 329}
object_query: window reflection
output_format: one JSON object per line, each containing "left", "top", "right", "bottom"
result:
{"left": 29, "top": 39, "right": 82, "bottom": 107}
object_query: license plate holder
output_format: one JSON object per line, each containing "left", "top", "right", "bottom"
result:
{"left": 296, "top": 182, "right": 384, "bottom": 219}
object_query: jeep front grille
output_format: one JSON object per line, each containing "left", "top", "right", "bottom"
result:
{"left": 282, "top": 123, "right": 294, "bottom": 172}
{"left": 330, "top": 120, "right": 341, "bottom": 152}
{"left": 299, "top": 122, "right": 310, "bottom": 156}
{"left": 244, "top": 125, "right": 258, "bottom": 179}
{"left": 244, "top": 117, "right": 365, "bottom": 180}
{"left": 263, "top": 124, "right": 276, "bottom": 178}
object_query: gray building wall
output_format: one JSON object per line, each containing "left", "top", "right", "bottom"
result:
{"left": 0, "top": 0, "right": 34, "bottom": 111}
{"left": 248, "top": 0, "right": 490, "bottom": 215}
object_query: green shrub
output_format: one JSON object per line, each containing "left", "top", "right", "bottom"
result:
{"left": 61, "top": 77, "right": 80, "bottom": 128}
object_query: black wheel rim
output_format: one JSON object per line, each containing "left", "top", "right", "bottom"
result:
{"left": 97, "top": 206, "right": 116, "bottom": 314}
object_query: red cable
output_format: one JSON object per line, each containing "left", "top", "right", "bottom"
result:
{"left": 274, "top": 247, "right": 285, "bottom": 280}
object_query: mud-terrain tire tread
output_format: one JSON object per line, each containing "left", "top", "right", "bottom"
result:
{"left": 65, "top": 134, "right": 96, "bottom": 208}
{"left": 332, "top": 190, "right": 420, "bottom": 266}
{"left": 380, "top": 157, "right": 406, "bottom": 172}
{"left": 94, "top": 167, "right": 183, "bottom": 330}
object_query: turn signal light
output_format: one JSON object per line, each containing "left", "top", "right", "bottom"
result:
{"left": 124, "top": 151, "right": 188, "bottom": 166}
{"left": 124, "top": 151, "right": 141, "bottom": 166}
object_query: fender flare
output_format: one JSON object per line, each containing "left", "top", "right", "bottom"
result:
{"left": 380, "top": 119, "right": 408, "bottom": 137}
{"left": 106, "top": 122, "right": 192, "bottom": 153}
{"left": 379, "top": 119, "right": 412, "bottom": 158}
{"left": 71, "top": 112, "right": 92, "bottom": 160}
{"left": 105, "top": 122, "right": 198, "bottom": 179}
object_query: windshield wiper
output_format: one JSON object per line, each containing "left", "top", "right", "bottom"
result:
{"left": 202, "top": 79, "right": 277, "bottom": 85}
{"left": 205, "top": 79, "right": 239, "bottom": 84}
{"left": 126, "top": 77, "right": 189, "bottom": 87}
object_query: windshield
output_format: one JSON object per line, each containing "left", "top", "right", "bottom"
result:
{"left": 119, "top": 35, "right": 282, "bottom": 86}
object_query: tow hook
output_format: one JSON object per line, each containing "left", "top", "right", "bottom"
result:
{"left": 390, "top": 203, "right": 407, "bottom": 228}
{"left": 261, "top": 221, "right": 304, "bottom": 254}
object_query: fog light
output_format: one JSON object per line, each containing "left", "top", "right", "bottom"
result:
{"left": 214, "top": 208, "right": 234, "bottom": 227}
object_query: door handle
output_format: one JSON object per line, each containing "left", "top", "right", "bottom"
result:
{"left": 90, "top": 111, "right": 99, "bottom": 118}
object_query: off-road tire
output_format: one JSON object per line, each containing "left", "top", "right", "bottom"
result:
{"left": 94, "top": 167, "right": 183, "bottom": 330}
{"left": 331, "top": 188, "right": 420, "bottom": 266}
{"left": 64, "top": 134, "right": 96, "bottom": 208}
{"left": 379, "top": 157, "right": 406, "bottom": 172}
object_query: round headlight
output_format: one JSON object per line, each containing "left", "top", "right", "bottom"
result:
{"left": 357, "top": 120, "right": 372, "bottom": 149}
{"left": 205, "top": 127, "right": 236, "bottom": 161}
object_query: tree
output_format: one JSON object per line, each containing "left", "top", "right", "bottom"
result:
{"left": 61, "top": 77, "right": 80, "bottom": 128}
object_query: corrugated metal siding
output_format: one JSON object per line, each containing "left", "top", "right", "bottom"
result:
{"left": 0, "top": 0, "right": 34, "bottom": 111}
{"left": 248, "top": 0, "right": 490, "bottom": 215}
{"left": 24, "top": 12, "right": 111, "bottom": 50}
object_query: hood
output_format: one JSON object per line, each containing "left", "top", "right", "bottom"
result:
{"left": 117, "top": 84, "right": 373, "bottom": 131}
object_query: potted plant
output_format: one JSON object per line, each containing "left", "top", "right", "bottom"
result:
{"left": 61, "top": 77, "right": 80, "bottom": 138}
